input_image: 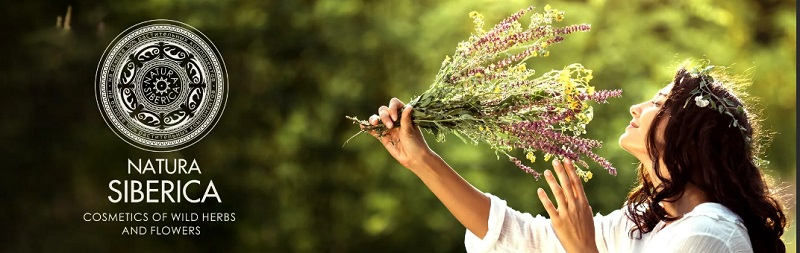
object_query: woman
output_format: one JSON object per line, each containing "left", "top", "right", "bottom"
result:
{"left": 363, "top": 64, "right": 787, "bottom": 253}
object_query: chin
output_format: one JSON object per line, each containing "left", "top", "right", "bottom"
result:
{"left": 618, "top": 134, "right": 641, "bottom": 156}
{"left": 618, "top": 132, "right": 631, "bottom": 150}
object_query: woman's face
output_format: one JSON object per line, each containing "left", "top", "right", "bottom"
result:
{"left": 619, "top": 83, "right": 673, "bottom": 161}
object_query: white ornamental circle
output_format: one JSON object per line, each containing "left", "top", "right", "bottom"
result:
{"left": 95, "top": 19, "right": 228, "bottom": 152}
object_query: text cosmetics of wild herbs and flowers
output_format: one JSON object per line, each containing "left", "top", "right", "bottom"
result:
{"left": 89, "top": 20, "right": 234, "bottom": 236}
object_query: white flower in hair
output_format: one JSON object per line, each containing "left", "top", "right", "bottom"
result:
{"left": 694, "top": 95, "right": 710, "bottom": 107}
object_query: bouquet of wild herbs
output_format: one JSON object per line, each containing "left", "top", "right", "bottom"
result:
{"left": 347, "top": 5, "right": 621, "bottom": 180}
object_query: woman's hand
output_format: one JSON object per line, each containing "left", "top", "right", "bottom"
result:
{"left": 364, "top": 98, "right": 492, "bottom": 238}
{"left": 537, "top": 159, "right": 599, "bottom": 253}
{"left": 363, "top": 98, "right": 434, "bottom": 170}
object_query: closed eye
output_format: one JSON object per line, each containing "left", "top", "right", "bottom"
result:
{"left": 650, "top": 92, "right": 668, "bottom": 107}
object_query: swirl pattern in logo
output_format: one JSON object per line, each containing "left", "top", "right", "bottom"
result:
{"left": 96, "top": 20, "right": 227, "bottom": 152}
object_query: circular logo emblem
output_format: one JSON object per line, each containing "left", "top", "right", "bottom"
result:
{"left": 96, "top": 20, "right": 227, "bottom": 152}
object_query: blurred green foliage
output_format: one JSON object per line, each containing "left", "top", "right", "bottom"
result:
{"left": 0, "top": 0, "right": 795, "bottom": 252}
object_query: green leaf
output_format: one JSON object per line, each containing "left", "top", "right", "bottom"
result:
{"left": 722, "top": 98, "right": 734, "bottom": 106}
{"left": 452, "top": 131, "right": 471, "bottom": 144}
{"left": 701, "top": 65, "right": 715, "bottom": 74}
{"left": 436, "top": 132, "right": 446, "bottom": 142}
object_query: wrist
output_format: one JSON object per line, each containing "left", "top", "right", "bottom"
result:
{"left": 407, "top": 150, "right": 441, "bottom": 174}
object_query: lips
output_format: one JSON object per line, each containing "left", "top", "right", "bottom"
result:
{"left": 629, "top": 121, "right": 639, "bottom": 128}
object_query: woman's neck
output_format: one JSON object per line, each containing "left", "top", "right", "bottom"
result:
{"left": 662, "top": 183, "right": 709, "bottom": 222}
{"left": 639, "top": 160, "right": 711, "bottom": 223}
{"left": 640, "top": 160, "right": 710, "bottom": 218}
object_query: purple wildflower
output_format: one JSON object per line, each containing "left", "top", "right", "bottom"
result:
{"left": 509, "top": 156, "right": 541, "bottom": 179}
{"left": 349, "top": 6, "right": 622, "bottom": 181}
{"left": 576, "top": 89, "right": 623, "bottom": 103}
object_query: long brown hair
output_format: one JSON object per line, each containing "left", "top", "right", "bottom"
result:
{"left": 624, "top": 64, "right": 787, "bottom": 253}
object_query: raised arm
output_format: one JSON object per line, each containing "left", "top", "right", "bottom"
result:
{"left": 365, "top": 98, "right": 608, "bottom": 252}
{"left": 365, "top": 98, "right": 491, "bottom": 238}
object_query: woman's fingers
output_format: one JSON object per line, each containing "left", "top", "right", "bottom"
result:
{"left": 378, "top": 106, "right": 393, "bottom": 129}
{"left": 365, "top": 114, "right": 386, "bottom": 139}
{"left": 552, "top": 159, "right": 575, "bottom": 204}
{"left": 537, "top": 188, "right": 558, "bottom": 218}
{"left": 563, "top": 159, "right": 587, "bottom": 201}
{"left": 368, "top": 99, "right": 406, "bottom": 130}
{"left": 400, "top": 105, "right": 415, "bottom": 135}
{"left": 543, "top": 169, "right": 567, "bottom": 210}
{"left": 369, "top": 114, "right": 380, "bottom": 126}
{"left": 388, "top": 98, "right": 404, "bottom": 122}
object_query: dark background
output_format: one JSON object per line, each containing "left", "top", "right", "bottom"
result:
{"left": 0, "top": 0, "right": 795, "bottom": 252}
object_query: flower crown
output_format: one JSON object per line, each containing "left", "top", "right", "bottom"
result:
{"left": 679, "top": 64, "right": 770, "bottom": 168}
{"left": 681, "top": 65, "right": 750, "bottom": 143}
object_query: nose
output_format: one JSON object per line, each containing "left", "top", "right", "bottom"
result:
{"left": 630, "top": 103, "right": 640, "bottom": 118}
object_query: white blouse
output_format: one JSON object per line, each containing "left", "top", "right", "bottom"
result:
{"left": 465, "top": 193, "right": 753, "bottom": 253}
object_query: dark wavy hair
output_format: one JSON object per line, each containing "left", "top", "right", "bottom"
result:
{"left": 624, "top": 64, "right": 787, "bottom": 253}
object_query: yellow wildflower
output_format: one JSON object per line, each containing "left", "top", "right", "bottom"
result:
{"left": 475, "top": 73, "right": 484, "bottom": 79}
{"left": 585, "top": 171, "right": 593, "bottom": 181}
{"left": 559, "top": 69, "right": 570, "bottom": 83}
{"left": 587, "top": 86, "right": 595, "bottom": 95}
{"left": 583, "top": 71, "right": 593, "bottom": 83}
{"left": 526, "top": 152, "right": 536, "bottom": 163}
{"left": 564, "top": 85, "right": 575, "bottom": 97}
{"left": 544, "top": 4, "right": 552, "bottom": 11}
{"left": 563, "top": 76, "right": 576, "bottom": 96}
{"left": 576, "top": 113, "right": 586, "bottom": 122}
{"left": 543, "top": 51, "right": 550, "bottom": 57}
{"left": 571, "top": 101, "right": 582, "bottom": 110}
{"left": 471, "top": 12, "right": 486, "bottom": 34}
